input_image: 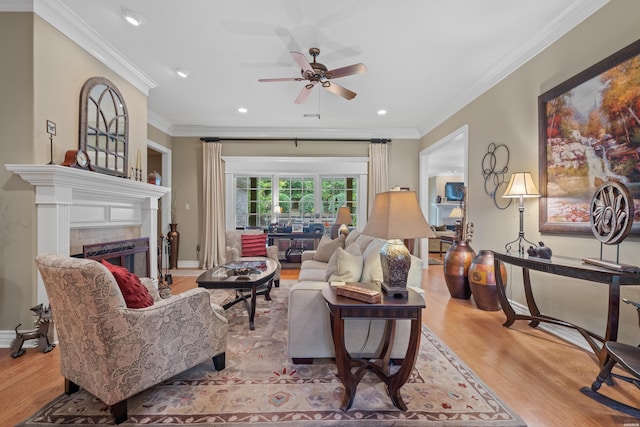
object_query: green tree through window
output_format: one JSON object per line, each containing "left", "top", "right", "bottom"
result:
{"left": 234, "top": 175, "right": 357, "bottom": 229}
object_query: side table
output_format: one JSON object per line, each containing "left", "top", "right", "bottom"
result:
{"left": 322, "top": 282, "right": 425, "bottom": 411}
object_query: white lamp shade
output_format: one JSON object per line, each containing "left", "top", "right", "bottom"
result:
{"left": 449, "top": 207, "right": 464, "bottom": 218}
{"left": 503, "top": 172, "right": 540, "bottom": 198}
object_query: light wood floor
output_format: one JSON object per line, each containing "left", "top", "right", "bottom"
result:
{"left": 2, "top": 262, "right": 639, "bottom": 426}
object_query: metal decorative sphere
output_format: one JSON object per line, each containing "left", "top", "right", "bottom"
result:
{"left": 589, "top": 181, "right": 634, "bottom": 245}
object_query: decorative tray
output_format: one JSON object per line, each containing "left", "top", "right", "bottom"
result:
{"left": 226, "top": 267, "right": 261, "bottom": 277}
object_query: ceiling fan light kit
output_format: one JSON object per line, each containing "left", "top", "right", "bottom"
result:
{"left": 259, "top": 47, "right": 366, "bottom": 104}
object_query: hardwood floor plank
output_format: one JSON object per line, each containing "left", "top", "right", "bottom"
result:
{"left": 1, "top": 264, "right": 638, "bottom": 426}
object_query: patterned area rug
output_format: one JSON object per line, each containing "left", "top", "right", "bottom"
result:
{"left": 19, "top": 280, "right": 525, "bottom": 427}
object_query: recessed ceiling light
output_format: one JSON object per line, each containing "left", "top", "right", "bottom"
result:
{"left": 238, "top": 107, "right": 248, "bottom": 114}
{"left": 122, "top": 9, "right": 145, "bottom": 27}
{"left": 377, "top": 109, "right": 387, "bottom": 116}
{"left": 176, "top": 69, "right": 190, "bottom": 79}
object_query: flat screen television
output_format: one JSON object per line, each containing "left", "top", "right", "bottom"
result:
{"left": 445, "top": 182, "right": 464, "bottom": 202}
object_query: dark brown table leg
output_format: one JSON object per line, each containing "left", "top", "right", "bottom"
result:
{"left": 263, "top": 280, "right": 273, "bottom": 301}
{"left": 249, "top": 285, "right": 258, "bottom": 330}
{"left": 600, "top": 276, "right": 621, "bottom": 366}
{"left": 385, "top": 317, "right": 421, "bottom": 410}
{"left": 522, "top": 267, "right": 541, "bottom": 328}
{"left": 329, "top": 307, "right": 358, "bottom": 410}
{"left": 495, "top": 258, "right": 516, "bottom": 326}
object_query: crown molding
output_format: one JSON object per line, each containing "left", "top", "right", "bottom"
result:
{"left": 3, "top": 0, "right": 158, "bottom": 95}
{"left": 147, "top": 110, "right": 174, "bottom": 136}
{"left": 171, "top": 124, "right": 421, "bottom": 140}
{"left": 418, "top": 0, "right": 609, "bottom": 136}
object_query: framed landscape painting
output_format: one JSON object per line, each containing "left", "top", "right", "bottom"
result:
{"left": 538, "top": 38, "right": 640, "bottom": 235}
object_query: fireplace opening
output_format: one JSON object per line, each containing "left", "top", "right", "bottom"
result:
{"left": 73, "top": 237, "right": 150, "bottom": 278}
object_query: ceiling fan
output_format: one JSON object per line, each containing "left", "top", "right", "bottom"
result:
{"left": 258, "top": 47, "right": 367, "bottom": 104}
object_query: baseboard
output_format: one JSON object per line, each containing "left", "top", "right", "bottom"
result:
{"left": 178, "top": 260, "right": 200, "bottom": 269}
{"left": 510, "top": 300, "right": 591, "bottom": 352}
{"left": 0, "top": 330, "right": 38, "bottom": 349}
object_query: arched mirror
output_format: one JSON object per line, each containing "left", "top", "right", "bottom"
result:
{"left": 79, "top": 77, "right": 128, "bottom": 177}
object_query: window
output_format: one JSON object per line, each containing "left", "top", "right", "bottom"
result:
{"left": 233, "top": 174, "right": 358, "bottom": 229}
{"left": 234, "top": 176, "right": 272, "bottom": 228}
{"left": 321, "top": 177, "right": 357, "bottom": 226}
{"left": 278, "top": 176, "right": 316, "bottom": 224}
{"left": 224, "top": 157, "right": 368, "bottom": 231}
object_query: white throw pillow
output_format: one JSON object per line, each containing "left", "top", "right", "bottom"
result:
{"left": 313, "top": 234, "right": 345, "bottom": 262}
{"left": 360, "top": 239, "right": 385, "bottom": 282}
{"left": 355, "top": 234, "right": 376, "bottom": 253}
{"left": 344, "top": 229, "right": 361, "bottom": 247}
{"left": 325, "top": 244, "right": 363, "bottom": 282}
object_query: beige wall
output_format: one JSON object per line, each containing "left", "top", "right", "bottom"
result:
{"left": 169, "top": 138, "right": 420, "bottom": 264}
{"left": 0, "top": 13, "right": 149, "bottom": 330}
{"left": 0, "top": 13, "right": 37, "bottom": 332}
{"left": 420, "top": 0, "right": 640, "bottom": 343}
{"left": 148, "top": 124, "right": 173, "bottom": 149}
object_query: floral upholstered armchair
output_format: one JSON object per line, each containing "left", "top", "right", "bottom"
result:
{"left": 35, "top": 253, "right": 228, "bottom": 424}
{"left": 225, "top": 229, "right": 281, "bottom": 286}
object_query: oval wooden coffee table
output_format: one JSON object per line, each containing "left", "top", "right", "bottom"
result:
{"left": 197, "top": 258, "right": 277, "bottom": 330}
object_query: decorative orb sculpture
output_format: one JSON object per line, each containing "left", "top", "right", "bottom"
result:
{"left": 589, "top": 181, "right": 634, "bottom": 245}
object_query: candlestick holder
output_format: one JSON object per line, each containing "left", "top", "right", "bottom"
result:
{"left": 46, "top": 120, "right": 56, "bottom": 165}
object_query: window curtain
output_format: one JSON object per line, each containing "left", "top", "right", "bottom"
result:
{"left": 202, "top": 142, "right": 226, "bottom": 269}
{"left": 368, "top": 142, "right": 389, "bottom": 215}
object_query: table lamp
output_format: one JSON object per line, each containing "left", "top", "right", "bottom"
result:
{"left": 502, "top": 172, "right": 540, "bottom": 255}
{"left": 330, "top": 206, "right": 353, "bottom": 239}
{"left": 362, "top": 190, "right": 435, "bottom": 297}
{"left": 449, "top": 206, "right": 465, "bottom": 241}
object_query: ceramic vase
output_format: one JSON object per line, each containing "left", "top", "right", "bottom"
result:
{"left": 443, "top": 240, "right": 476, "bottom": 299}
{"left": 168, "top": 223, "right": 180, "bottom": 269}
{"left": 468, "top": 250, "right": 507, "bottom": 311}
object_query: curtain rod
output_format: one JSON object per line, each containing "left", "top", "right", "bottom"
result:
{"left": 200, "top": 137, "right": 391, "bottom": 144}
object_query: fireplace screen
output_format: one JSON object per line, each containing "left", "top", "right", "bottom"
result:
{"left": 80, "top": 237, "right": 150, "bottom": 278}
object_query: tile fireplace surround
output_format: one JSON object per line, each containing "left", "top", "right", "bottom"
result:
{"left": 6, "top": 164, "right": 170, "bottom": 305}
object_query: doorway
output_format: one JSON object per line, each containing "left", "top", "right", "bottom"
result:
{"left": 147, "top": 140, "right": 172, "bottom": 269}
{"left": 419, "top": 124, "right": 469, "bottom": 259}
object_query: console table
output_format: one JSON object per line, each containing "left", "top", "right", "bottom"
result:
{"left": 267, "top": 233, "right": 322, "bottom": 263}
{"left": 491, "top": 251, "right": 640, "bottom": 367}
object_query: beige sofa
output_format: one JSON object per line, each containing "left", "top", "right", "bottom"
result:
{"left": 288, "top": 230, "right": 424, "bottom": 363}
{"left": 428, "top": 225, "right": 456, "bottom": 253}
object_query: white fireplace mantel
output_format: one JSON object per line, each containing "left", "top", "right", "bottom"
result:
{"left": 6, "top": 164, "right": 171, "bottom": 304}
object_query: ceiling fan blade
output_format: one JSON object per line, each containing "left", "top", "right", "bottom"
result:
{"left": 323, "top": 82, "right": 356, "bottom": 100}
{"left": 258, "top": 77, "right": 303, "bottom": 82}
{"left": 290, "top": 51, "right": 313, "bottom": 75}
{"left": 294, "top": 84, "right": 315, "bottom": 104}
{"left": 326, "top": 63, "right": 367, "bottom": 79}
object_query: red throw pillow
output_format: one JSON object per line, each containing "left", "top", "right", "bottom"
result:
{"left": 101, "top": 260, "right": 154, "bottom": 308}
{"left": 241, "top": 233, "right": 268, "bottom": 257}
